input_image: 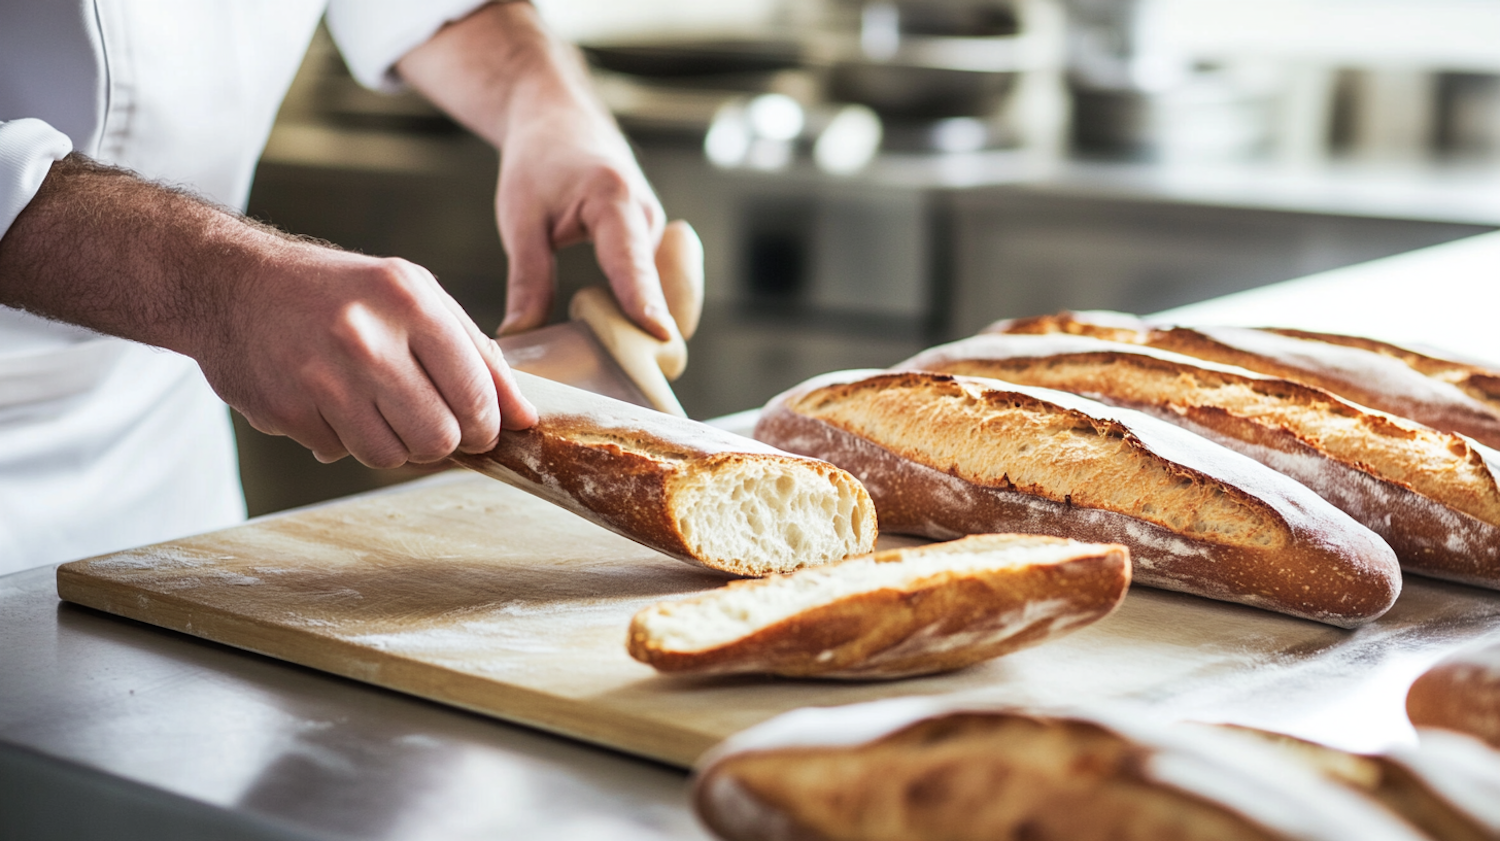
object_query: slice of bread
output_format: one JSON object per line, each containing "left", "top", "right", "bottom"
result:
{"left": 754, "top": 369, "right": 1400, "bottom": 627}
{"left": 899, "top": 332, "right": 1500, "bottom": 589}
{"left": 628, "top": 533, "right": 1129, "bottom": 679}
{"left": 695, "top": 700, "right": 1432, "bottom": 841}
{"left": 455, "top": 372, "right": 877, "bottom": 576}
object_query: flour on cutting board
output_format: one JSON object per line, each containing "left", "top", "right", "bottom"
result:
{"left": 57, "top": 471, "right": 1500, "bottom": 766}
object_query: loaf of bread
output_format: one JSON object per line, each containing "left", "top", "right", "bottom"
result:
{"left": 627, "top": 533, "right": 1130, "bottom": 679}
{"left": 753, "top": 369, "right": 1400, "bottom": 627}
{"left": 1408, "top": 641, "right": 1500, "bottom": 750}
{"left": 989, "top": 310, "right": 1500, "bottom": 450}
{"left": 898, "top": 333, "right": 1500, "bottom": 589}
{"left": 453, "top": 371, "right": 877, "bottom": 576}
{"left": 694, "top": 699, "right": 1432, "bottom": 841}
{"left": 1218, "top": 725, "right": 1500, "bottom": 841}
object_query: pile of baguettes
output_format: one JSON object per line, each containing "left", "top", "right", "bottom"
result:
{"left": 461, "top": 310, "right": 1500, "bottom": 680}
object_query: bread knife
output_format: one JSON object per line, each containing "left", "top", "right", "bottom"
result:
{"left": 495, "top": 221, "right": 704, "bottom": 417}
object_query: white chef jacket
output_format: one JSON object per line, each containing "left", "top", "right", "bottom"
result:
{"left": 0, "top": 0, "right": 489, "bottom": 574}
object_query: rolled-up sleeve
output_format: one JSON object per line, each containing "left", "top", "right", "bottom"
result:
{"left": 325, "top": 0, "right": 493, "bottom": 93}
{"left": 0, "top": 118, "right": 72, "bottom": 242}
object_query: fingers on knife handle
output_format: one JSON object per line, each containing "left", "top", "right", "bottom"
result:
{"left": 656, "top": 220, "right": 704, "bottom": 342}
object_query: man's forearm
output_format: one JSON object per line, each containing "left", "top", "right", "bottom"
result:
{"left": 396, "top": 1, "right": 614, "bottom": 154}
{"left": 0, "top": 153, "right": 273, "bottom": 361}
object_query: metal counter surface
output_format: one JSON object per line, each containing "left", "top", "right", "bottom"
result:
{"left": 4, "top": 231, "right": 1500, "bottom": 839}
{"left": 0, "top": 559, "right": 707, "bottom": 841}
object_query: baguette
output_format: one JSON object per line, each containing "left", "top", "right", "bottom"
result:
{"left": 627, "top": 533, "right": 1130, "bottom": 679}
{"left": 898, "top": 333, "right": 1500, "bottom": 589}
{"left": 989, "top": 310, "right": 1500, "bottom": 450}
{"left": 453, "top": 371, "right": 877, "bottom": 576}
{"left": 694, "top": 699, "right": 1431, "bottom": 841}
{"left": 753, "top": 369, "right": 1400, "bottom": 627}
{"left": 1408, "top": 640, "right": 1500, "bottom": 750}
{"left": 1218, "top": 725, "right": 1500, "bottom": 841}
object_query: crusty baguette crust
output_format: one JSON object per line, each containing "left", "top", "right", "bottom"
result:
{"left": 454, "top": 372, "right": 876, "bottom": 576}
{"left": 899, "top": 334, "right": 1500, "bottom": 589}
{"left": 1408, "top": 641, "right": 1500, "bottom": 750}
{"left": 626, "top": 535, "right": 1130, "bottom": 679}
{"left": 694, "top": 701, "right": 1431, "bottom": 841}
{"left": 1266, "top": 328, "right": 1500, "bottom": 418}
{"left": 989, "top": 311, "right": 1500, "bottom": 450}
{"left": 754, "top": 371, "right": 1400, "bottom": 627}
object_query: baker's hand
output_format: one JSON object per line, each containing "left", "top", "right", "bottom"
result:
{"left": 0, "top": 154, "right": 539, "bottom": 468}
{"left": 494, "top": 109, "right": 675, "bottom": 342}
{"left": 397, "top": 1, "right": 679, "bottom": 343}
{"left": 205, "top": 241, "right": 538, "bottom": 467}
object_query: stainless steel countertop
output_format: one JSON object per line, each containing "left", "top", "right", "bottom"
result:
{"left": 0, "top": 562, "right": 708, "bottom": 840}
{"left": 6, "top": 231, "right": 1500, "bottom": 839}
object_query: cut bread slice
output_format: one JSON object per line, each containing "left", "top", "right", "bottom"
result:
{"left": 628, "top": 533, "right": 1129, "bottom": 679}
{"left": 754, "top": 369, "right": 1400, "bottom": 627}
{"left": 898, "top": 332, "right": 1500, "bottom": 588}
{"left": 455, "top": 371, "right": 877, "bottom": 576}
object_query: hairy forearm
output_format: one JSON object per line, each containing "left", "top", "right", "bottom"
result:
{"left": 0, "top": 153, "right": 281, "bottom": 359}
{"left": 396, "top": 1, "right": 620, "bottom": 159}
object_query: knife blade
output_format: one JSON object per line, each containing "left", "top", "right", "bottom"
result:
{"left": 496, "top": 320, "right": 655, "bottom": 409}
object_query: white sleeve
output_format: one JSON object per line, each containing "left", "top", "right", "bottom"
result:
{"left": 0, "top": 119, "right": 73, "bottom": 242}
{"left": 324, "top": 0, "right": 494, "bottom": 93}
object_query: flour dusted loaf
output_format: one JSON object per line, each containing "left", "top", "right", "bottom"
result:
{"left": 1219, "top": 725, "right": 1500, "bottom": 841}
{"left": 1408, "top": 640, "right": 1500, "bottom": 750}
{"left": 454, "top": 372, "right": 876, "bottom": 576}
{"left": 990, "top": 310, "right": 1500, "bottom": 450}
{"left": 754, "top": 369, "right": 1400, "bottom": 627}
{"left": 899, "top": 333, "right": 1500, "bottom": 589}
{"left": 694, "top": 699, "right": 1432, "bottom": 841}
{"left": 627, "top": 533, "right": 1129, "bottom": 679}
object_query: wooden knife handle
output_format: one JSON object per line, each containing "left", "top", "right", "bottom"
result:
{"left": 656, "top": 220, "right": 704, "bottom": 342}
{"left": 570, "top": 286, "right": 687, "bottom": 416}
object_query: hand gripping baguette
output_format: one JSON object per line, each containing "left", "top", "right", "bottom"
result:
{"left": 898, "top": 333, "right": 1500, "bottom": 589}
{"left": 453, "top": 372, "right": 877, "bottom": 576}
{"left": 1408, "top": 640, "right": 1500, "bottom": 750}
{"left": 1217, "top": 725, "right": 1500, "bottom": 841}
{"left": 989, "top": 310, "right": 1500, "bottom": 450}
{"left": 693, "top": 699, "right": 1432, "bottom": 841}
{"left": 753, "top": 370, "right": 1400, "bottom": 627}
{"left": 627, "top": 533, "right": 1130, "bottom": 679}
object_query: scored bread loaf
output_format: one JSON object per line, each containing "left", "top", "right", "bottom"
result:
{"left": 989, "top": 310, "right": 1500, "bottom": 450}
{"left": 753, "top": 369, "right": 1400, "bottom": 627}
{"left": 1266, "top": 328, "right": 1500, "bottom": 419}
{"left": 1408, "top": 640, "right": 1500, "bottom": 750}
{"left": 694, "top": 699, "right": 1432, "bottom": 841}
{"left": 627, "top": 533, "right": 1130, "bottom": 679}
{"left": 1216, "top": 725, "right": 1500, "bottom": 841}
{"left": 453, "top": 371, "right": 877, "bottom": 576}
{"left": 898, "top": 333, "right": 1500, "bottom": 589}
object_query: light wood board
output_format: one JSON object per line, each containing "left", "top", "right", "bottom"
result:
{"left": 57, "top": 471, "right": 1500, "bottom": 768}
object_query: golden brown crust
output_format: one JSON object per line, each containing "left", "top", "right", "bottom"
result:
{"left": 987, "top": 311, "right": 1500, "bottom": 450}
{"left": 626, "top": 536, "right": 1130, "bottom": 679}
{"left": 1408, "top": 642, "right": 1500, "bottom": 750}
{"left": 695, "top": 706, "right": 1429, "bottom": 841}
{"left": 454, "top": 372, "right": 876, "bottom": 575}
{"left": 900, "top": 337, "right": 1500, "bottom": 588}
{"left": 1267, "top": 328, "right": 1500, "bottom": 415}
{"left": 755, "top": 371, "right": 1401, "bottom": 627}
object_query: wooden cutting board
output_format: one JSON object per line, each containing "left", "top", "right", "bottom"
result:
{"left": 57, "top": 471, "right": 1500, "bottom": 768}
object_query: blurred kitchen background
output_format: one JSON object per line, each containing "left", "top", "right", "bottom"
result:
{"left": 238, "top": 0, "right": 1500, "bottom": 515}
